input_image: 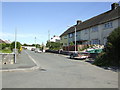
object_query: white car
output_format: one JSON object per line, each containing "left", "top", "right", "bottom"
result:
{"left": 35, "top": 49, "right": 42, "bottom": 53}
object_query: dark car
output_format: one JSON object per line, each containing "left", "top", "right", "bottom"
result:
{"left": 31, "top": 48, "right": 35, "bottom": 51}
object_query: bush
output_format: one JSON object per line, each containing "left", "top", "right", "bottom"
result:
{"left": 93, "top": 27, "right": 120, "bottom": 67}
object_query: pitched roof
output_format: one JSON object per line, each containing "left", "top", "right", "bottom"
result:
{"left": 60, "top": 6, "right": 120, "bottom": 37}
{"left": 0, "top": 39, "right": 5, "bottom": 43}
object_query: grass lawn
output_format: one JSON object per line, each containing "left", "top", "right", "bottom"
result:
{"left": 0, "top": 49, "right": 12, "bottom": 53}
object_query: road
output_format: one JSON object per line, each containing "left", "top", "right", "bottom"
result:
{"left": 2, "top": 50, "right": 118, "bottom": 88}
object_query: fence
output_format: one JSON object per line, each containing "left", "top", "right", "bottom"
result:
{"left": 63, "top": 45, "right": 89, "bottom": 51}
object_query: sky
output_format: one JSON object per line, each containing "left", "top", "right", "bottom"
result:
{"left": 1, "top": 2, "right": 114, "bottom": 45}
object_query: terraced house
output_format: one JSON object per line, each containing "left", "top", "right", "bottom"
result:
{"left": 60, "top": 3, "right": 120, "bottom": 46}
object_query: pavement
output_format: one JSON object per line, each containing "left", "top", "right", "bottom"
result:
{"left": 0, "top": 50, "right": 38, "bottom": 71}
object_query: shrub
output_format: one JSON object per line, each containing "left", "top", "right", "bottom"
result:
{"left": 93, "top": 27, "right": 120, "bottom": 67}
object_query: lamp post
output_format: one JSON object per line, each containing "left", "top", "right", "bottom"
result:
{"left": 74, "top": 26, "right": 77, "bottom": 53}
{"left": 67, "top": 25, "right": 77, "bottom": 53}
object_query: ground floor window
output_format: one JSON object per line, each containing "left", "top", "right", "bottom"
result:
{"left": 103, "top": 37, "right": 107, "bottom": 45}
{"left": 91, "top": 39, "right": 100, "bottom": 44}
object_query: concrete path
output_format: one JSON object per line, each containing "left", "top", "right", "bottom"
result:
{"left": 0, "top": 50, "right": 38, "bottom": 72}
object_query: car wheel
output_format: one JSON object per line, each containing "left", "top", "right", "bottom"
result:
{"left": 70, "top": 54, "right": 74, "bottom": 59}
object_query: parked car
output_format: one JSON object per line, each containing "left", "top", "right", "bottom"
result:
{"left": 69, "top": 52, "right": 90, "bottom": 59}
{"left": 31, "top": 48, "right": 35, "bottom": 51}
{"left": 35, "top": 48, "right": 42, "bottom": 53}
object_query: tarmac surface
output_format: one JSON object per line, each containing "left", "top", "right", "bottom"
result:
{"left": 1, "top": 50, "right": 119, "bottom": 88}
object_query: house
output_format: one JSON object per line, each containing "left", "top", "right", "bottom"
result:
{"left": 4, "top": 40, "right": 11, "bottom": 44}
{"left": 0, "top": 39, "right": 5, "bottom": 43}
{"left": 50, "top": 35, "right": 60, "bottom": 42}
{"left": 0, "top": 39, "right": 11, "bottom": 44}
{"left": 60, "top": 3, "right": 120, "bottom": 46}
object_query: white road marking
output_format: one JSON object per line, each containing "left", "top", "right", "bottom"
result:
{"left": 24, "top": 50, "right": 39, "bottom": 67}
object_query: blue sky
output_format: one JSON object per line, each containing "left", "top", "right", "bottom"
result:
{"left": 2, "top": 2, "right": 113, "bottom": 45}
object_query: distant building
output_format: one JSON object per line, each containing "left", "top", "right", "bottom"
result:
{"left": 0, "top": 39, "right": 5, "bottom": 43}
{"left": 50, "top": 35, "right": 60, "bottom": 42}
{"left": 0, "top": 39, "right": 11, "bottom": 44}
{"left": 60, "top": 3, "right": 120, "bottom": 46}
{"left": 4, "top": 40, "right": 12, "bottom": 44}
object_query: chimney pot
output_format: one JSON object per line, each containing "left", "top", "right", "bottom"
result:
{"left": 77, "top": 20, "right": 82, "bottom": 25}
{"left": 111, "top": 3, "right": 119, "bottom": 10}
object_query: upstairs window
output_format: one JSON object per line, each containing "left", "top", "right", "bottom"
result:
{"left": 69, "top": 33, "right": 73, "bottom": 38}
{"left": 76, "top": 31, "right": 80, "bottom": 37}
{"left": 104, "top": 22, "right": 113, "bottom": 29}
{"left": 84, "top": 29, "right": 88, "bottom": 34}
{"left": 92, "top": 26, "right": 98, "bottom": 32}
{"left": 64, "top": 35, "right": 67, "bottom": 39}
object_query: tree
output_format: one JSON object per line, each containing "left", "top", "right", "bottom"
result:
{"left": 93, "top": 27, "right": 120, "bottom": 66}
{"left": 0, "top": 43, "right": 11, "bottom": 49}
{"left": 10, "top": 41, "right": 22, "bottom": 53}
{"left": 23, "top": 43, "right": 28, "bottom": 46}
{"left": 46, "top": 41, "right": 62, "bottom": 50}
{"left": 36, "top": 44, "right": 40, "bottom": 48}
{"left": 70, "top": 42, "right": 74, "bottom": 46}
{"left": 31, "top": 44, "right": 35, "bottom": 46}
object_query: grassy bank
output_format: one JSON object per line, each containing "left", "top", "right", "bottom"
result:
{"left": 0, "top": 49, "right": 12, "bottom": 53}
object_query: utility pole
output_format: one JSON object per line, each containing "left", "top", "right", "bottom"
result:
{"left": 14, "top": 28, "right": 17, "bottom": 63}
{"left": 35, "top": 37, "right": 36, "bottom": 48}
{"left": 48, "top": 30, "right": 51, "bottom": 48}
{"left": 48, "top": 30, "right": 50, "bottom": 41}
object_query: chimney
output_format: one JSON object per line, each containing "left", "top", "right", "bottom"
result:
{"left": 111, "top": 3, "right": 119, "bottom": 10}
{"left": 77, "top": 20, "right": 82, "bottom": 25}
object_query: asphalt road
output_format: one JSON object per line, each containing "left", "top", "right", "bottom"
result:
{"left": 2, "top": 50, "right": 118, "bottom": 88}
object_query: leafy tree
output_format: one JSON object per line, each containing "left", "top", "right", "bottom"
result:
{"left": 0, "top": 43, "right": 11, "bottom": 49}
{"left": 31, "top": 44, "right": 35, "bottom": 46}
{"left": 93, "top": 27, "right": 120, "bottom": 66}
{"left": 70, "top": 42, "right": 74, "bottom": 46}
{"left": 36, "top": 44, "right": 40, "bottom": 48}
{"left": 10, "top": 41, "right": 22, "bottom": 53}
{"left": 23, "top": 43, "right": 28, "bottom": 46}
{"left": 46, "top": 41, "right": 62, "bottom": 50}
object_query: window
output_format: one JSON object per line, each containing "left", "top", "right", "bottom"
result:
{"left": 64, "top": 43, "right": 67, "bottom": 46}
{"left": 104, "top": 22, "right": 113, "bottom": 29}
{"left": 76, "top": 32, "right": 80, "bottom": 37}
{"left": 64, "top": 35, "right": 67, "bottom": 39}
{"left": 103, "top": 37, "right": 107, "bottom": 45}
{"left": 69, "top": 33, "right": 73, "bottom": 38}
{"left": 92, "top": 26, "right": 98, "bottom": 32}
{"left": 91, "top": 39, "right": 100, "bottom": 44}
{"left": 84, "top": 29, "right": 88, "bottom": 34}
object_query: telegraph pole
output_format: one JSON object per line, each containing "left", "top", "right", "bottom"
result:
{"left": 48, "top": 30, "right": 50, "bottom": 41}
